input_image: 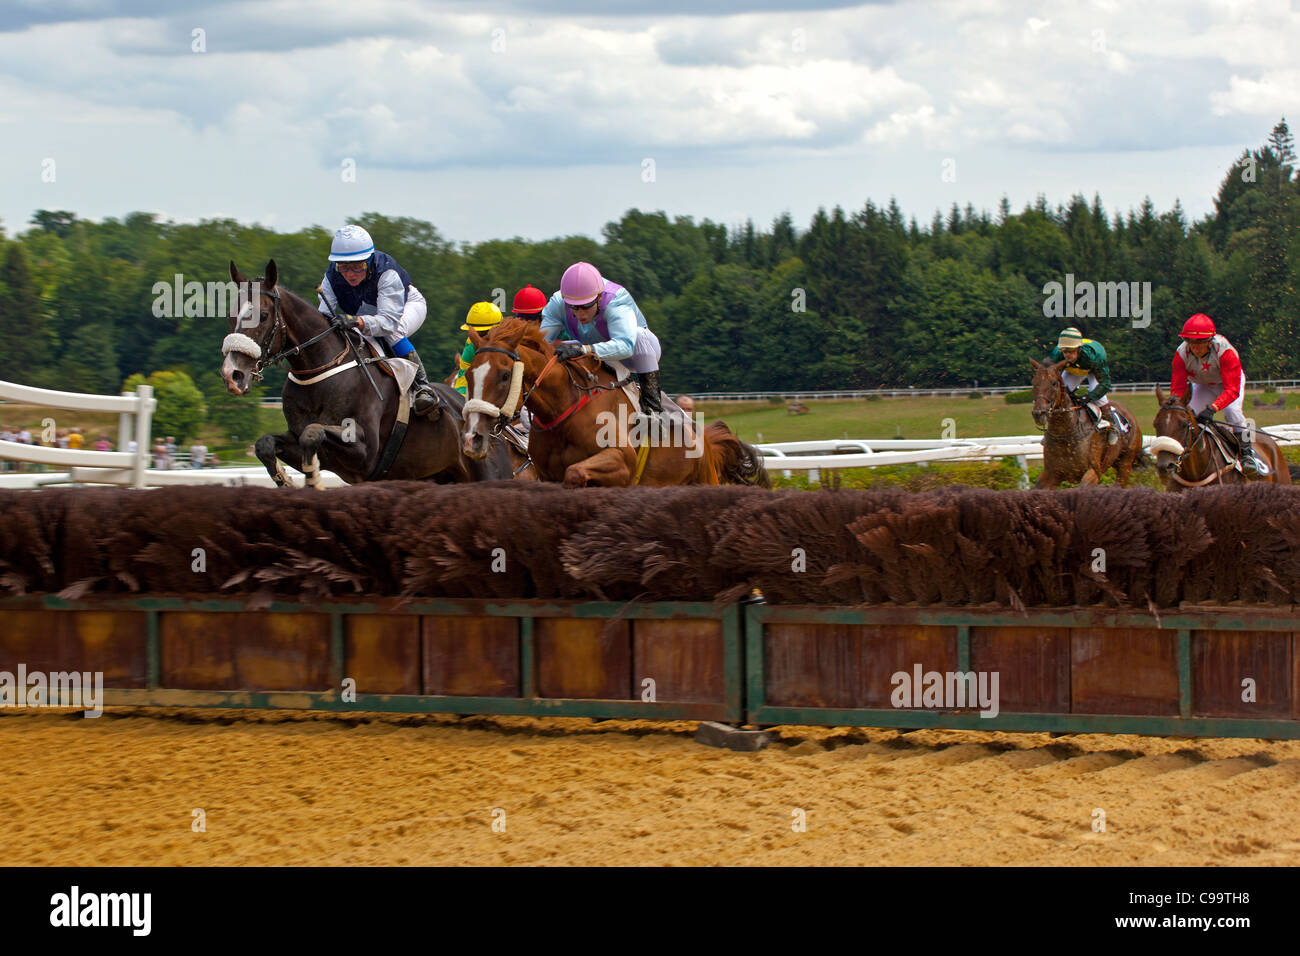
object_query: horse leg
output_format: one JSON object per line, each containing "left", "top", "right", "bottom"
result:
{"left": 298, "top": 422, "right": 370, "bottom": 489}
{"left": 563, "top": 448, "right": 632, "bottom": 488}
{"left": 255, "top": 432, "right": 303, "bottom": 487}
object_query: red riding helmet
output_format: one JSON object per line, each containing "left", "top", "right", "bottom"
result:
{"left": 512, "top": 285, "right": 547, "bottom": 315}
{"left": 1180, "top": 313, "right": 1216, "bottom": 339}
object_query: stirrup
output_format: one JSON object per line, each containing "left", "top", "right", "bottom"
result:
{"left": 412, "top": 388, "right": 441, "bottom": 418}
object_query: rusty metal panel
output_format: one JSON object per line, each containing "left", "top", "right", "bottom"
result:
{"left": 346, "top": 614, "right": 420, "bottom": 696}
{"left": 764, "top": 623, "right": 957, "bottom": 708}
{"left": 632, "top": 619, "right": 723, "bottom": 704}
{"left": 535, "top": 617, "right": 631, "bottom": 700}
{"left": 1193, "top": 629, "right": 1292, "bottom": 718}
{"left": 161, "top": 612, "right": 331, "bottom": 691}
{"left": 971, "top": 626, "right": 1070, "bottom": 714}
{"left": 0, "top": 610, "right": 146, "bottom": 688}
{"left": 423, "top": 615, "right": 520, "bottom": 698}
{"left": 1071, "top": 627, "right": 1178, "bottom": 715}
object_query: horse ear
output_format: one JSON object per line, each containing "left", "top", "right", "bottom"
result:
{"left": 1177, "top": 391, "right": 1189, "bottom": 407}
{"left": 468, "top": 329, "right": 486, "bottom": 350}
{"left": 230, "top": 261, "right": 248, "bottom": 284}
{"left": 1051, "top": 359, "right": 1068, "bottom": 371}
{"left": 1155, "top": 385, "right": 1166, "bottom": 405}
{"left": 264, "top": 260, "right": 278, "bottom": 290}
{"left": 1029, "top": 357, "right": 1043, "bottom": 370}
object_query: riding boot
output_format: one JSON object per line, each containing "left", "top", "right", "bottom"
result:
{"left": 404, "top": 349, "right": 442, "bottom": 420}
{"left": 1238, "top": 435, "right": 1264, "bottom": 477}
{"left": 1101, "top": 405, "right": 1120, "bottom": 445}
{"left": 637, "top": 370, "right": 663, "bottom": 417}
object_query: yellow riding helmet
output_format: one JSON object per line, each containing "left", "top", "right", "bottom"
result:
{"left": 461, "top": 301, "right": 503, "bottom": 331}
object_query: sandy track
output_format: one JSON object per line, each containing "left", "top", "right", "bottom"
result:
{"left": 4, "top": 709, "right": 1300, "bottom": 866}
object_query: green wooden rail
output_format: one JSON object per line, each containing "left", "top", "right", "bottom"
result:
{"left": 4, "top": 595, "right": 1300, "bottom": 739}
{"left": 744, "top": 604, "right": 1300, "bottom": 740}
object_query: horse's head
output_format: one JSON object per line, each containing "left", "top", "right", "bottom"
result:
{"left": 1151, "top": 385, "right": 1194, "bottom": 478}
{"left": 1028, "top": 358, "right": 1070, "bottom": 427}
{"left": 460, "top": 318, "right": 538, "bottom": 460}
{"left": 221, "top": 260, "right": 284, "bottom": 395}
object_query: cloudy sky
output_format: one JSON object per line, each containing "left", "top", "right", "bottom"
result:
{"left": 2, "top": 0, "right": 1296, "bottom": 244}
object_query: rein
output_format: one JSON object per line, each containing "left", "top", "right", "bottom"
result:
{"left": 1157, "top": 404, "right": 1237, "bottom": 486}
{"left": 465, "top": 345, "right": 615, "bottom": 434}
{"left": 221, "top": 285, "right": 353, "bottom": 384}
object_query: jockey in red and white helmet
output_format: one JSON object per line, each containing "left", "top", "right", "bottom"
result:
{"left": 540, "top": 262, "right": 664, "bottom": 418}
{"left": 1171, "top": 313, "right": 1263, "bottom": 475}
{"left": 317, "top": 224, "right": 440, "bottom": 417}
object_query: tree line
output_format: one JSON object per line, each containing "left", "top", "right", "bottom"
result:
{"left": 0, "top": 119, "right": 1295, "bottom": 421}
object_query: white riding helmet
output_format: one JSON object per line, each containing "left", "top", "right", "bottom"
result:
{"left": 329, "top": 224, "right": 375, "bottom": 262}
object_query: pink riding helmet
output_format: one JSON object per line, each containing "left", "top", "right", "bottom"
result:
{"left": 560, "top": 261, "right": 605, "bottom": 304}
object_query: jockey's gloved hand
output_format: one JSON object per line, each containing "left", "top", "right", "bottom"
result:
{"left": 554, "top": 342, "right": 588, "bottom": 361}
{"left": 1196, "top": 406, "right": 1216, "bottom": 425}
{"left": 333, "top": 313, "right": 362, "bottom": 331}
{"left": 1072, "top": 389, "right": 1091, "bottom": 405}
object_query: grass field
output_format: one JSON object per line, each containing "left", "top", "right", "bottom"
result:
{"left": 6, "top": 391, "right": 1300, "bottom": 484}
{"left": 692, "top": 392, "right": 1300, "bottom": 445}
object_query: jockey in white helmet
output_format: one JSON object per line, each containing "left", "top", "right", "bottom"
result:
{"left": 318, "top": 224, "right": 440, "bottom": 417}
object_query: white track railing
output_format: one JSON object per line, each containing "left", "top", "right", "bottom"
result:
{"left": 757, "top": 426, "right": 1300, "bottom": 484}
{"left": 0, "top": 381, "right": 155, "bottom": 488}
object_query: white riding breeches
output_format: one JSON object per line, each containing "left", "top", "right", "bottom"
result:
{"left": 1061, "top": 370, "right": 1110, "bottom": 405}
{"left": 1188, "top": 370, "right": 1247, "bottom": 427}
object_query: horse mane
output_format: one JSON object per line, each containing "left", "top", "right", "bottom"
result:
{"left": 487, "top": 317, "right": 553, "bottom": 354}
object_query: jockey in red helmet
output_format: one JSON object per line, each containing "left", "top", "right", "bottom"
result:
{"left": 1172, "top": 313, "right": 1264, "bottom": 476}
{"left": 512, "top": 285, "right": 547, "bottom": 320}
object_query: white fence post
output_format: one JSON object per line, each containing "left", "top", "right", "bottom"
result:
{"left": 132, "top": 385, "right": 154, "bottom": 489}
{"left": 118, "top": 392, "right": 134, "bottom": 460}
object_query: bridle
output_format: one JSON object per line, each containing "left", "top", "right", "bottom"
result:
{"left": 1031, "top": 369, "right": 1077, "bottom": 433}
{"left": 462, "top": 343, "right": 611, "bottom": 435}
{"left": 1153, "top": 400, "right": 1236, "bottom": 487}
{"left": 221, "top": 283, "right": 353, "bottom": 383}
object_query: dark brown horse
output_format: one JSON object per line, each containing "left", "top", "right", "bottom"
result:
{"left": 220, "top": 260, "right": 513, "bottom": 487}
{"left": 1150, "top": 386, "right": 1290, "bottom": 489}
{"left": 1030, "top": 358, "right": 1142, "bottom": 488}
{"left": 458, "top": 319, "right": 769, "bottom": 488}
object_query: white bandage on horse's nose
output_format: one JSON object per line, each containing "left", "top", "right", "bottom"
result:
{"left": 221, "top": 332, "right": 262, "bottom": 359}
{"left": 1148, "top": 436, "right": 1185, "bottom": 456}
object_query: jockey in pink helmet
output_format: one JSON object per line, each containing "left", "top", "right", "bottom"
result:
{"left": 541, "top": 261, "right": 664, "bottom": 418}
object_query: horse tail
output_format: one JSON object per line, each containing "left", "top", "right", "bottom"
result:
{"left": 704, "top": 420, "right": 771, "bottom": 487}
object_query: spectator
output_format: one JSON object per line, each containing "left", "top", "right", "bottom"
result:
{"left": 152, "top": 440, "right": 168, "bottom": 470}
{"left": 676, "top": 395, "right": 695, "bottom": 415}
{"left": 0, "top": 426, "right": 12, "bottom": 472}
{"left": 163, "top": 436, "right": 177, "bottom": 470}
{"left": 56, "top": 431, "right": 70, "bottom": 449}
{"left": 189, "top": 441, "right": 208, "bottom": 469}
{"left": 67, "top": 428, "right": 84, "bottom": 450}
{"left": 94, "top": 436, "right": 112, "bottom": 452}
{"left": 127, "top": 439, "right": 137, "bottom": 455}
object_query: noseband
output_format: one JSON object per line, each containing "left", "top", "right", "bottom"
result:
{"left": 462, "top": 345, "right": 529, "bottom": 429}
{"left": 221, "top": 284, "right": 349, "bottom": 382}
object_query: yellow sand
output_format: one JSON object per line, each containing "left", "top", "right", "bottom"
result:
{"left": 4, "top": 709, "right": 1300, "bottom": 866}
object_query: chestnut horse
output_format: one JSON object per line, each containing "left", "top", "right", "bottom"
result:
{"left": 1029, "top": 358, "right": 1142, "bottom": 488}
{"left": 458, "top": 319, "right": 769, "bottom": 488}
{"left": 1150, "top": 386, "right": 1290, "bottom": 490}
